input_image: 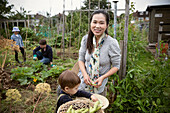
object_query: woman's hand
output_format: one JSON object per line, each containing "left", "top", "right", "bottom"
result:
{"left": 83, "top": 74, "right": 91, "bottom": 85}
{"left": 93, "top": 76, "right": 105, "bottom": 88}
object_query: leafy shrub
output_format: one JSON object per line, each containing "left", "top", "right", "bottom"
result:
{"left": 108, "top": 59, "right": 170, "bottom": 112}
{"left": 31, "top": 61, "right": 47, "bottom": 72}
{"left": 11, "top": 67, "right": 34, "bottom": 85}
{"left": 48, "top": 66, "right": 66, "bottom": 77}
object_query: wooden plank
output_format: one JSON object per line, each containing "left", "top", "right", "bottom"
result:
{"left": 64, "top": 9, "right": 125, "bottom": 12}
{"left": 159, "top": 31, "right": 170, "bottom": 34}
{"left": 159, "top": 23, "right": 170, "bottom": 26}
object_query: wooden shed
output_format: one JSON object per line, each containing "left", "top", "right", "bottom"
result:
{"left": 146, "top": 4, "right": 170, "bottom": 46}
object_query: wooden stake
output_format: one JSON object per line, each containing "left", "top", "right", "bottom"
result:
{"left": 4, "top": 22, "right": 8, "bottom": 39}
{"left": 7, "top": 21, "right": 10, "bottom": 39}
{"left": 78, "top": 11, "right": 82, "bottom": 49}
{"left": 122, "top": 0, "right": 129, "bottom": 77}
{"left": 2, "top": 50, "right": 7, "bottom": 70}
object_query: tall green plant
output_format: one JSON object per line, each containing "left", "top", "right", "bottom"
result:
{"left": 108, "top": 57, "right": 170, "bottom": 112}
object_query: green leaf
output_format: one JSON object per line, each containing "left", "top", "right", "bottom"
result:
{"left": 18, "top": 78, "right": 28, "bottom": 85}
{"left": 156, "top": 98, "right": 161, "bottom": 105}
{"left": 137, "top": 100, "right": 147, "bottom": 112}
{"left": 137, "top": 106, "right": 141, "bottom": 110}
{"left": 119, "top": 105, "right": 123, "bottom": 110}
{"left": 152, "top": 101, "right": 157, "bottom": 107}
{"left": 109, "top": 82, "right": 115, "bottom": 93}
{"left": 11, "top": 73, "right": 16, "bottom": 79}
{"left": 141, "top": 89, "right": 144, "bottom": 96}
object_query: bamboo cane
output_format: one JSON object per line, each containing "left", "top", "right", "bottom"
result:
{"left": 2, "top": 50, "right": 7, "bottom": 70}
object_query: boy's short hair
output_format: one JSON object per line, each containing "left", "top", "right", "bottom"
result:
{"left": 58, "top": 70, "right": 81, "bottom": 90}
{"left": 39, "top": 39, "right": 46, "bottom": 45}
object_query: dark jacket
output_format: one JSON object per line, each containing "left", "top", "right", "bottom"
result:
{"left": 33, "top": 45, "right": 53, "bottom": 62}
{"left": 55, "top": 90, "right": 92, "bottom": 112}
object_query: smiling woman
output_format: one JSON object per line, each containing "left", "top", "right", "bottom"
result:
{"left": 78, "top": 10, "right": 121, "bottom": 96}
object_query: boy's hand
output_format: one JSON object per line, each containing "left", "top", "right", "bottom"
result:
{"left": 91, "top": 94, "right": 98, "bottom": 102}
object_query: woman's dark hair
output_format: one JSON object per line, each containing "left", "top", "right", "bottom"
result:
{"left": 39, "top": 39, "right": 47, "bottom": 45}
{"left": 87, "top": 10, "right": 110, "bottom": 54}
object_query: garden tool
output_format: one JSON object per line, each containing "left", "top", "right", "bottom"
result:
{"left": 51, "top": 64, "right": 56, "bottom": 67}
{"left": 33, "top": 54, "right": 37, "bottom": 60}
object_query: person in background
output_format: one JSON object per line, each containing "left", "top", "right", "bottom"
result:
{"left": 55, "top": 70, "right": 98, "bottom": 112}
{"left": 78, "top": 10, "right": 121, "bottom": 96}
{"left": 33, "top": 39, "right": 55, "bottom": 67}
{"left": 11, "top": 26, "right": 26, "bottom": 63}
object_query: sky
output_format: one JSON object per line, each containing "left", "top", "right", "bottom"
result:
{"left": 8, "top": 0, "right": 170, "bottom": 16}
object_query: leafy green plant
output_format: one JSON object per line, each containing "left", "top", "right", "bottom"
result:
{"left": 21, "top": 27, "right": 36, "bottom": 40}
{"left": 108, "top": 60, "right": 170, "bottom": 112}
{"left": 31, "top": 61, "right": 48, "bottom": 72}
{"left": 48, "top": 66, "right": 66, "bottom": 77}
{"left": 39, "top": 71, "right": 51, "bottom": 81}
{"left": 11, "top": 67, "right": 34, "bottom": 85}
{"left": 107, "top": 38, "right": 170, "bottom": 113}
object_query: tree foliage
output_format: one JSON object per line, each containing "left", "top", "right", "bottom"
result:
{"left": 0, "top": 0, "right": 13, "bottom": 19}
{"left": 9, "top": 7, "right": 30, "bottom": 20}
{"left": 82, "top": 0, "right": 111, "bottom": 10}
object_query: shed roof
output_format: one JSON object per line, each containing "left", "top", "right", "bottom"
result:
{"left": 146, "top": 4, "right": 170, "bottom": 11}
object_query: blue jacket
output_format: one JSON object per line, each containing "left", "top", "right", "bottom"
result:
{"left": 11, "top": 34, "right": 24, "bottom": 47}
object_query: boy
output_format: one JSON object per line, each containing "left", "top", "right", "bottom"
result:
{"left": 33, "top": 39, "right": 54, "bottom": 67}
{"left": 11, "top": 27, "right": 26, "bottom": 63}
{"left": 55, "top": 70, "right": 98, "bottom": 112}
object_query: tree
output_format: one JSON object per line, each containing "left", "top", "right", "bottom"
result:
{"left": 0, "top": 0, "right": 13, "bottom": 19}
{"left": 81, "top": 0, "right": 111, "bottom": 10}
{"left": 9, "top": 7, "right": 30, "bottom": 20}
{"left": 81, "top": 0, "right": 113, "bottom": 21}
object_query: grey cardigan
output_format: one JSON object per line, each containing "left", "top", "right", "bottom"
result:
{"left": 78, "top": 34, "right": 121, "bottom": 93}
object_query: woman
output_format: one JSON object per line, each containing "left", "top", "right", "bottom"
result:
{"left": 78, "top": 10, "right": 121, "bottom": 96}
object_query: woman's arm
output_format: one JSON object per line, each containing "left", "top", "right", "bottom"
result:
{"left": 79, "top": 61, "right": 91, "bottom": 85}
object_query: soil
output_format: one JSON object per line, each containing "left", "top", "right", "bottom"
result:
{"left": 0, "top": 67, "right": 59, "bottom": 100}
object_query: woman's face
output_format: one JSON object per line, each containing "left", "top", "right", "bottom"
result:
{"left": 90, "top": 13, "right": 108, "bottom": 38}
